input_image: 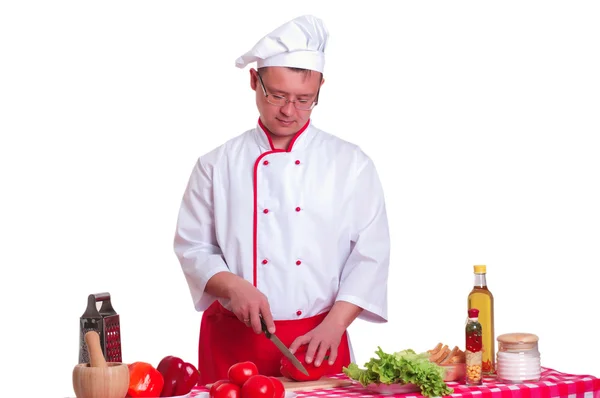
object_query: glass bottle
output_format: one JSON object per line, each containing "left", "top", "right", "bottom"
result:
{"left": 467, "top": 265, "right": 495, "bottom": 375}
{"left": 465, "top": 308, "right": 483, "bottom": 385}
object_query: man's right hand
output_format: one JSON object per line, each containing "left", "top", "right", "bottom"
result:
{"left": 228, "top": 277, "right": 276, "bottom": 335}
{"left": 205, "top": 271, "right": 276, "bottom": 335}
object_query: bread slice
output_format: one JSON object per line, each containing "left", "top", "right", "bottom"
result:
{"left": 429, "top": 345, "right": 449, "bottom": 364}
{"left": 428, "top": 343, "right": 443, "bottom": 355}
{"left": 448, "top": 351, "right": 465, "bottom": 364}
{"left": 440, "top": 346, "right": 459, "bottom": 365}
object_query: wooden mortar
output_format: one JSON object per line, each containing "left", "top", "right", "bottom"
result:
{"left": 72, "top": 331, "right": 129, "bottom": 398}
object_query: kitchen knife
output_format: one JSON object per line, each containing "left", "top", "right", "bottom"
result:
{"left": 260, "top": 317, "right": 309, "bottom": 376}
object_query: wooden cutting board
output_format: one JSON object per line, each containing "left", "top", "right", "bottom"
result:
{"left": 278, "top": 376, "right": 353, "bottom": 391}
{"left": 206, "top": 377, "right": 353, "bottom": 392}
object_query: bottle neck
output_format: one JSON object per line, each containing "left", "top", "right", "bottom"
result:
{"left": 474, "top": 273, "right": 487, "bottom": 287}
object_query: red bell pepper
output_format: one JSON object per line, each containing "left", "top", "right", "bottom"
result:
{"left": 156, "top": 355, "right": 200, "bottom": 396}
{"left": 127, "top": 361, "right": 165, "bottom": 398}
{"left": 280, "top": 345, "right": 330, "bottom": 381}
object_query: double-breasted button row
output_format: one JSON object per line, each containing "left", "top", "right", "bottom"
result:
{"left": 258, "top": 156, "right": 304, "bottom": 319}
{"left": 262, "top": 207, "right": 302, "bottom": 213}
{"left": 258, "top": 259, "right": 303, "bottom": 317}
{"left": 262, "top": 159, "right": 302, "bottom": 166}
{"left": 261, "top": 259, "right": 303, "bottom": 266}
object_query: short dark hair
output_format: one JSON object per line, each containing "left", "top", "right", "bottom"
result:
{"left": 258, "top": 66, "right": 323, "bottom": 81}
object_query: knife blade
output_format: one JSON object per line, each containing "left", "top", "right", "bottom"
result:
{"left": 260, "top": 317, "right": 309, "bottom": 376}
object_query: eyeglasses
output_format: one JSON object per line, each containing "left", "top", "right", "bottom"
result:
{"left": 257, "top": 72, "right": 320, "bottom": 111}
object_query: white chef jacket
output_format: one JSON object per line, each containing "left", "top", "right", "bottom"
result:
{"left": 174, "top": 120, "right": 390, "bottom": 323}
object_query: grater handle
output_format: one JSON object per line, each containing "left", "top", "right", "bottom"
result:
{"left": 88, "top": 292, "right": 117, "bottom": 316}
{"left": 91, "top": 292, "right": 111, "bottom": 302}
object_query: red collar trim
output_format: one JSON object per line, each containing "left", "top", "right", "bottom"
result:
{"left": 257, "top": 118, "right": 310, "bottom": 152}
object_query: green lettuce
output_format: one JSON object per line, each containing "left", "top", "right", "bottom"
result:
{"left": 343, "top": 347, "right": 453, "bottom": 397}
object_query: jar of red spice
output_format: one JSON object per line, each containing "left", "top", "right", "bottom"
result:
{"left": 465, "top": 308, "right": 483, "bottom": 385}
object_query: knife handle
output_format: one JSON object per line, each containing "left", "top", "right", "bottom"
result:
{"left": 259, "top": 316, "right": 271, "bottom": 338}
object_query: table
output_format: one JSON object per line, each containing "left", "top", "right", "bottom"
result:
{"left": 190, "top": 367, "right": 600, "bottom": 398}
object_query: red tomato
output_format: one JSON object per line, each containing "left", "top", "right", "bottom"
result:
{"left": 228, "top": 361, "right": 259, "bottom": 387}
{"left": 269, "top": 376, "right": 285, "bottom": 398}
{"left": 211, "top": 381, "right": 241, "bottom": 398}
{"left": 209, "top": 379, "right": 230, "bottom": 397}
{"left": 241, "top": 375, "right": 275, "bottom": 398}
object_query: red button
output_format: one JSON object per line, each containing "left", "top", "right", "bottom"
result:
{"left": 263, "top": 209, "right": 269, "bottom": 214}
{"left": 263, "top": 160, "right": 269, "bottom": 165}
{"left": 262, "top": 259, "right": 268, "bottom": 265}
{"left": 295, "top": 160, "right": 300, "bottom": 165}
{"left": 296, "top": 310, "right": 302, "bottom": 316}
{"left": 296, "top": 260, "right": 301, "bottom": 265}
{"left": 295, "top": 207, "right": 301, "bottom": 212}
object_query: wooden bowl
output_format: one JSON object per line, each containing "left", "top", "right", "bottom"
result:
{"left": 72, "top": 362, "right": 129, "bottom": 398}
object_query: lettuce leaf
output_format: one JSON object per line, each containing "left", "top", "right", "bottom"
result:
{"left": 343, "top": 347, "right": 454, "bottom": 397}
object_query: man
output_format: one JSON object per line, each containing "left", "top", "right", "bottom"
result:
{"left": 173, "top": 15, "right": 390, "bottom": 384}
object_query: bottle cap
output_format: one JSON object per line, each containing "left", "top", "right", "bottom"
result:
{"left": 468, "top": 308, "right": 479, "bottom": 318}
{"left": 474, "top": 265, "right": 486, "bottom": 274}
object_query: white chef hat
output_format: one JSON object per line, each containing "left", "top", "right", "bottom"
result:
{"left": 235, "top": 15, "right": 329, "bottom": 73}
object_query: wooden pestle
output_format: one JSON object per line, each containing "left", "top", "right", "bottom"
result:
{"left": 85, "top": 331, "right": 107, "bottom": 368}
{"left": 73, "top": 330, "right": 129, "bottom": 398}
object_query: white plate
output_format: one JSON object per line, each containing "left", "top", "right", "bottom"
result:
{"left": 193, "top": 392, "right": 296, "bottom": 398}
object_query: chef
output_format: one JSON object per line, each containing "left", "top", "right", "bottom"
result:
{"left": 173, "top": 14, "right": 391, "bottom": 384}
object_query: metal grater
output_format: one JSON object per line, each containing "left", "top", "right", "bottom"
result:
{"left": 78, "top": 292, "right": 122, "bottom": 364}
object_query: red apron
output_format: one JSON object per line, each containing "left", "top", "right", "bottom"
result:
{"left": 198, "top": 301, "right": 351, "bottom": 385}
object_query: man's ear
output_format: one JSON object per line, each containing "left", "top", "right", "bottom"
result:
{"left": 250, "top": 68, "right": 258, "bottom": 91}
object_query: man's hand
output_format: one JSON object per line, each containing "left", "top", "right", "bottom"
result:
{"left": 288, "top": 300, "right": 363, "bottom": 367}
{"left": 205, "top": 271, "right": 276, "bottom": 334}
{"left": 228, "top": 278, "right": 275, "bottom": 334}
{"left": 288, "top": 319, "right": 345, "bottom": 367}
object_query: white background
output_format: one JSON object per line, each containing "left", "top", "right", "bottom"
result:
{"left": 1, "top": 1, "right": 599, "bottom": 397}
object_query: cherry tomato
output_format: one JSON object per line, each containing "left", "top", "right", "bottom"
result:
{"left": 228, "top": 361, "right": 259, "bottom": 387}
{"left": 209, "top": 379, "right": 230, "bottom": 397}
{"left": 211, "top": 381, "right": 241, "bottom": 398}
{"left": 241, "top": 374, "right": 275, "bottom": 398}
{"left": 269, "top": 376, "right": 285, "bottom": 398}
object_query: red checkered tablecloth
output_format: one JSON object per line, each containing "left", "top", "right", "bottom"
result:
{"left": 191, "top": 367, "right": 600, "bottom": 398}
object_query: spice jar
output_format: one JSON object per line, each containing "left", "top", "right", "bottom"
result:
{"left": 496, "top": 333, "right": 541, "bottom": 383}
{"left": 465, "top": 308, "right": 483, "bottom": 385}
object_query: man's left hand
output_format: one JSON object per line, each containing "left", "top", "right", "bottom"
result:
{"left": 288, "top": 319, "right": 345, "bottom": 367}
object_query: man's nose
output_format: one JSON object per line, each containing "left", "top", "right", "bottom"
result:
{"left": 279, "top": 100, "right": 295, "bottom": 116}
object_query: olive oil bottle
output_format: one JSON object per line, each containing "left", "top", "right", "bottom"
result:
{"left": 467, "top": 265, "right": 495, "bottom": 375}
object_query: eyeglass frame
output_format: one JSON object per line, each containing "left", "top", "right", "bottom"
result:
{"left": 256, "top": 71, "right": 320, "bottom": 111}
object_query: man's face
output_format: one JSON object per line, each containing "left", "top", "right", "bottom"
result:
{"left": 250, "top": 67, "right": 323, "bottom": 138}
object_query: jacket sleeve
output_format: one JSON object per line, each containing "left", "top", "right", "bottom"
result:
{"left": 336, "top": 151, "right": 390, "bottom": 323}
{"left": 173, "top": 157, "right": 230, "bottom": 312}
